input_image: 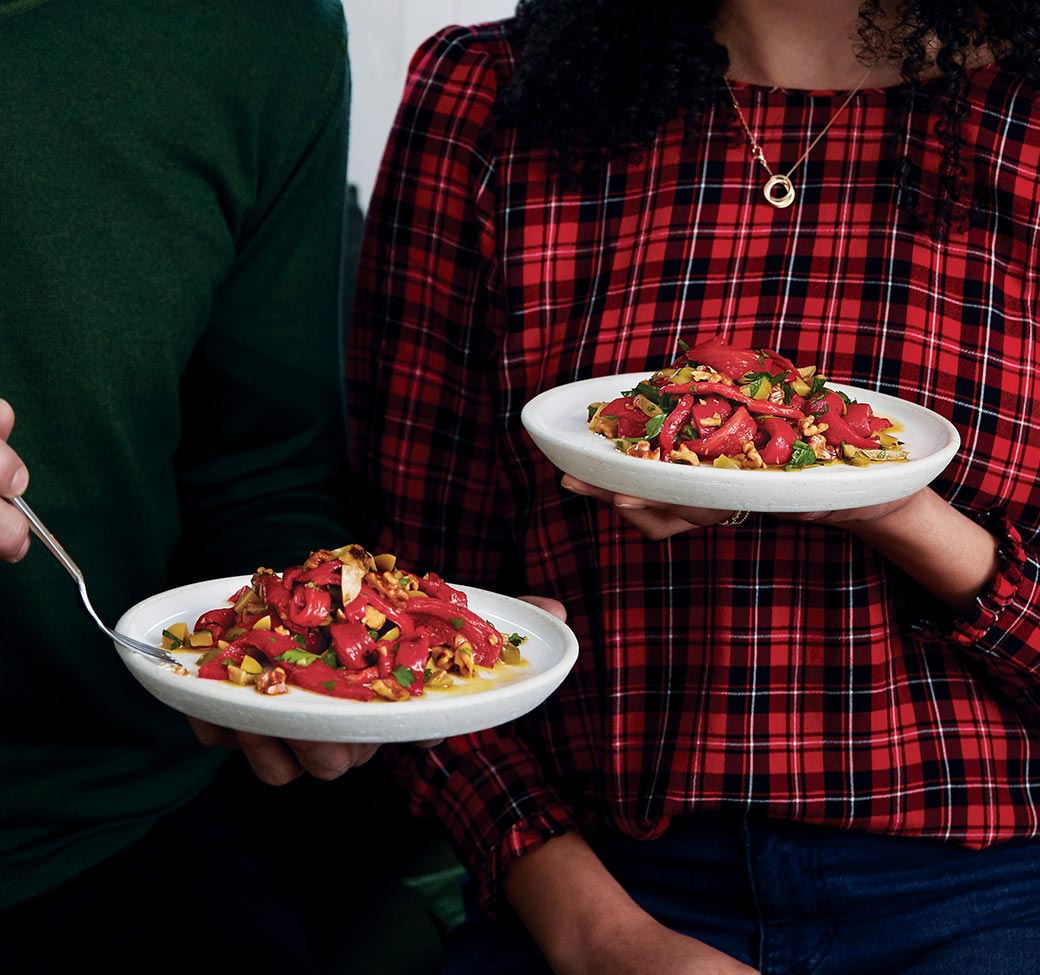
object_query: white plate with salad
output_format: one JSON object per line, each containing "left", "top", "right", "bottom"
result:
{"left": 521, "top": 373, "right": 961, "bottom": 512}
{"left": 116, "top": 576, "right": 578, "bottom": 743}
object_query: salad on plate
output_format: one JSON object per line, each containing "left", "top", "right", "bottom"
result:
{"left": 160, "top": 545, "right": 527, "bottom": 703}
{"left": 587, "top": 336, "right": 909, "bottom": 471}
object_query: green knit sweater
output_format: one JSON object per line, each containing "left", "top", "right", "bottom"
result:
{"left": 0, "top": 0, "right": 352, "bottom": 906}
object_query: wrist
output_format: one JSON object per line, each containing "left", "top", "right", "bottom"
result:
{"left": 842, "top": 488, "right": 1000, "bottom": 613}
{"left": 504, "top": 832, "right": 647, "bottom": 973}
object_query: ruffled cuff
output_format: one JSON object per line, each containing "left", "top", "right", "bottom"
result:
{"left": 904, "top": 510, "right": 1025, "bottom": 643}
{"left": 949, "top": 513, "right": 1025, "bottom": 645}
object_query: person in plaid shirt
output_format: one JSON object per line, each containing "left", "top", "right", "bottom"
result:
{"left": 348, "top": 1, "right": 1040, "bottom": 971}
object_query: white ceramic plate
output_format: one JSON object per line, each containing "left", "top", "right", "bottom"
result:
{"left": 115, "top": 577, "right": 579, "bottom": 742}
{"left": 521, "top": 374, "right": 961, "bottom": 512}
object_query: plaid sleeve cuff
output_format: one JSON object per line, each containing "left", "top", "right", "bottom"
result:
{"left": 473, "top": 807, "right": 580, "bottom": 917}
{"left": 949, "top": 512, "right": 1026, "bottom": 645}
{"left": 393, "top": 733, "right": 583, "bottom": 918}
{"left": 904, "top": 510, "right": 1025, "bottom": 643}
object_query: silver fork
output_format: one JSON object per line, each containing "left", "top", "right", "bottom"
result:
{"left": 8, "top": 495, "right": 185, "bottom": 667}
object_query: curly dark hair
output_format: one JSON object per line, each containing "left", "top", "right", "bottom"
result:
{"left": 497, "top": 1, "right": 1040, "bottom": 235}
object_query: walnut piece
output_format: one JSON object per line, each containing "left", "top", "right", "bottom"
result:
{"left": 255, "top": 667, "right": 289, "bottom": 696}
{"left": 625, "top": 440, "right": 661, "bottom": 461}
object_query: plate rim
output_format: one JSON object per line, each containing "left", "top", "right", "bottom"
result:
{"left": 115, "top": 575, "right": 579, "bottom": 741}
{"left": 521, "top": 372, "right": 961, "bottom": 510}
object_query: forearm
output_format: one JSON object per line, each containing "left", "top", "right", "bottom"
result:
{"left": 575, "top": 477, "right": 1001, "bottom": 616}
{"left": 503, "top": 832, "right": 643, "bottom": 973}
{"left": 844, "top": 488, "right": 999, "bottom": 615}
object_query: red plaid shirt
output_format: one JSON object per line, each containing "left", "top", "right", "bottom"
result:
{"left": 348, "top": 21, "right": 1040, "bottom": 912}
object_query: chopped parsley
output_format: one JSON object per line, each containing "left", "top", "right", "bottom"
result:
{"left": 808, "top": 375, "right": 829, "bottom": 398}
{"left": 742, "top": 370, "right": 787, "bottom": 398}
{"left": 785, "top": 440, "right": 819, "bottom": 470}
{"left": 275, "top": 648, "right": 320, "bottom": 666}
{"left": 621, "top": 381, "right": 677, "bottom": 412}
{"left": 392, "top": 665, "right": 415, "bottom": 687}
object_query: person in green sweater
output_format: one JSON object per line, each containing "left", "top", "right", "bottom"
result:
{"left": 0, "top": 1, "right": 380, "bottom": 967}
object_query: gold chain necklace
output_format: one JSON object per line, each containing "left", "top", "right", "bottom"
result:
{"left": 723, "top": 68, "right": 873, "bottom": 209}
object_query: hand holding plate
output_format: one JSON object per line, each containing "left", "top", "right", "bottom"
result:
{"left": 562, "top": 474, "right": 740, "bottom": 541}
{"left": 187, "top": 717, "right": 381, "bottom": 784}
{"left": 562, "top": 473, "right": 933, "bottom": 541}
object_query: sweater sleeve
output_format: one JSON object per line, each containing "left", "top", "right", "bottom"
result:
{"left": 173, "top": 9, "right": 352, "bottom": 578}
{"left": 347, "top": 25, "right": 581, "bottom": 913}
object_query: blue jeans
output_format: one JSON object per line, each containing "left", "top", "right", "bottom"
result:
{"left": 441, "top": 811, "right": 1040, "bottom": 974}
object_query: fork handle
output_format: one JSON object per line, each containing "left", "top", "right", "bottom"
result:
{"left": 7, "top": 495, "right": 84, "bottom": 583}
{"left": 7, "top": 495, "right": 183, "bottom": 667}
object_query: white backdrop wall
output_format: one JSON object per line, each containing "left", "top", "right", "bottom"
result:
{"left": 343, "top": 1, "right": 518, "bottom": 211}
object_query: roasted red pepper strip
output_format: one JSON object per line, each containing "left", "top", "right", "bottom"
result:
{"left": 340, "top": 590, "right": 367, "bottom": 622}
{"left": 282, "top": 658, "right": 376, "bottom": 700}
{"left": 197, "top": 645, "right": 245, "bottom": 681}
{"left": 682, "top": 405, "right": 757, "bottom": 459}
{"left": 375, "top": 639, "right": 396, "bottom": 678}
{"left": 419, "top": 571, "right": 468, "bottom": 607}
{"left": 193, "top": 607, "right": 236, "bottom": 641}
{"left": 818, "top": 410, "right": 880, "bottom": 450}
{"left": 416, "top": 619, "right": 456, "bottom": 646}
{"left": 198, "top": 660, "right": 232, "bottom": 681}
{"left": 658, "top": 394, "right": 695, "bottom": 457}
{"left": 596, "top": 396, "right": 649, "bottom": 439}
{"left": 807, "top": 390, "right": 845, "bottom": 417}
{"left": 692, "top": 382, "right": 805, "bottom": 419}
{"left": 344, "top": 665, "right": 380, "bottom": 684}
{"left": 755, "top": 416, "right": 798, "bottom": 466}
{"left": 394, "top": 633, "right": 430, "bottom": 695}
{"left": 681, "top": 337, "right": 762, "bottom": 381}
{"left": 328, "top": 620, "right": 374, "bottom": 670}
{"left": 758, "top": 349, "right": 799, "bottom": 375}
{"left": 808, "top": 392, "right": 879, "bottom": 449}
{"left": 281, "top": 566, "right": 304, "bottom": 589}
{"left": 690, "top": 396, "right": 732, "bottom": 436}
{"left": 403, "top": 597, "right": 500, "bottom": 666}
{"left": 256, "top": 574, "right": 292, "bottom": 622}
{"left": 301, "top": 559, "right": 342, "bottom": 587}
{"left": 232, "top": 629, "right": 301, "bottom": 662}
{"left": 843, "top": 401, "right": 893, "bottom": 437}
{"left": 355, "top": 584, "right": 416, "bottom": 637}
{"left": 288, "top": 584, "right": 331, "bottom": 628}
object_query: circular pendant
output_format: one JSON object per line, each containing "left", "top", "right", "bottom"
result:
{"left": 763, "top": 174, "right": 795, "bottom": 209}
